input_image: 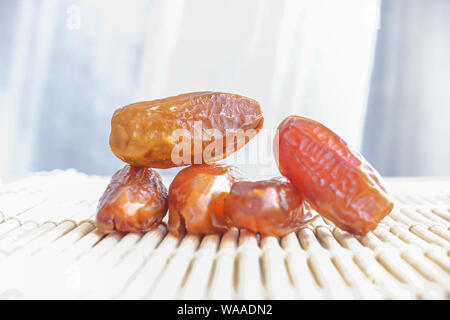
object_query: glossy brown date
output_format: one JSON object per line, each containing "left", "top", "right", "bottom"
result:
{"left": 223, "top": 178, "right": 317, "bottom": 236}
{"left": 274, "top": 116, "right": 393, "bottom": 235}
{"left": 168, "top": 164, "right": 244, "bottom": 236}
{"left": 96, "top": 165, "right": 168, "bottom": 233}
{"left": 110, "top": 91, "right": 264, "bottom": 168}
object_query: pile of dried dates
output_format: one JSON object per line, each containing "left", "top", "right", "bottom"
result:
{"left": 96, "top": 91, "right": 393, "bottom": 237}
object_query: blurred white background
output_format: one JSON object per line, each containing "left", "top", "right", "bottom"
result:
{"left": 0, "top": 0, "right": 448, "bottom": 181}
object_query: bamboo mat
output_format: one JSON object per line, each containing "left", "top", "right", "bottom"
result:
{"left": 0, "top": 170, "right": 449, "bottom": 300}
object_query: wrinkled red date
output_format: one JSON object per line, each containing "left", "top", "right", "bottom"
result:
{"left": 274, "top": 116, "right": 394, "bottom": 235}
{"left": 96, "top": 165, "right": 168, "bottom": 233}
{"left": 110, "top": 92, "right": 263, "bottom": 168}
{"left": 224, "top": 178, "right": 317, "bottom": 236}
{"left": 168, "top": 164, "right": 244, "bottom": 236}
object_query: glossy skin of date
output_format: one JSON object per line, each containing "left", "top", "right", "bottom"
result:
{"left": 110, "top": 92, "right": 264, "bottom": 168}
{"left": 224, "top": 178, "right": 317, "bottom": 237}
{"left": 274, "top": 116, "right": 393, "bottom": 235}
{"left": 96, "top": 165, "right": 168, "bottom": 233}
{"left": 168, "top": 164, "right": 244, "bottom": 236}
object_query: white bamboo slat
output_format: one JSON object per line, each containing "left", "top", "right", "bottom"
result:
{"left": 0, "top": 170, "right": 448, "bottom": 299}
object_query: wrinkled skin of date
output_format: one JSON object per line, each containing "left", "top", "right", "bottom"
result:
{"left": 224, "top": 178, "right": 317, "bottom": 237}
{"left": 110, "top": 92, "right": 264, "bottom": 168}
{"left": 274, "top": 116, "right": 393, "bottom": 235}
{"left": 96, "top": 165, "right": 168, "bottom": 233}
{"left": 168, "top": 164, "right": 244, "bottom": 236}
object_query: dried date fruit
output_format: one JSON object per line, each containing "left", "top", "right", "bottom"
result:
{"left": 110, "top": 91, "right": 264, "bottom": 168}
{"left": 96, "top": 165, "right": 168, "bottom": 233}
{"left": 223, "top": 178, "right": 317, "bottom": 236}
{"left": 274, "top": 116, "right": 393, "bottom": 235}
{"left": 168, "top": 164, "right": 244, "bottom": 236}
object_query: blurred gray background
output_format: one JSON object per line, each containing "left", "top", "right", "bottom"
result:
{"left": 0, "top": 0, "right": 449, "bottom": 181}
{"left": 362, "top": 0, "right": 450, "bottom": 176}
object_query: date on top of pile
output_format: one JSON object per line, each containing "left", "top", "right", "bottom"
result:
{"left": 109, "top": 91, "right": 264, "bottom": 168}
